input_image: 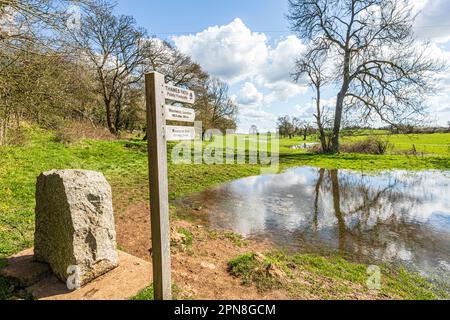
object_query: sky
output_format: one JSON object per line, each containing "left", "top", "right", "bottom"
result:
{"left": 116, "top": 0, "right": 450, "bottom": 133}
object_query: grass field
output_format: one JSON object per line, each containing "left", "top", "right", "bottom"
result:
{"left": 1, "top": 126, "right": 449, "bottom": 299}
{"left": 1, "top": 127, "right": 450, "bottom": 258}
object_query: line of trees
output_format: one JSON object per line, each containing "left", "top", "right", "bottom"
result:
{"left": 277, "top": 115, "right": 315, "bottom": 140}
{"left": 0, "top": 0, "right": 238, "bottom": 145}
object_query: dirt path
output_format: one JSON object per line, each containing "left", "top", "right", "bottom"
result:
{"left": 115, "top": 202, "right": 289, "bottom": 300}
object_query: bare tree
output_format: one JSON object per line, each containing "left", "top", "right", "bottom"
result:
{"left": 68, "top": 0, "right": 147, "bottom": 134}
{"left": 143, "top": 39, "right": 208, "bottom": 90}
{"left": 288, "top": 0, "right": 444, "bottom": 152}
{"left": 196, "top": 77, "right": 238, "bottom": 139}
{"left": 294, "top": 52, "right": 333, "bottom": 151}
{"left": 0, "top": 0, "right": 84, "bottom": 52}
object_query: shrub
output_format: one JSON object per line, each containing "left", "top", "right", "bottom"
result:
{"left": 6, "top": 127, "right": 31, "bottom": 146}
{"left": 53, "top": 121, "right": 115, "bottom": 144}
{"left": 341, "top": 136, "right": 392, "bottom": 155}
{"left": 53, "top": 128, "right": 75, "bottom": 144}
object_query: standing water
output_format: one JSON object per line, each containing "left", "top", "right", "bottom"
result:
{"left": 178, "top": 167, "right": 450, "bottom": 286}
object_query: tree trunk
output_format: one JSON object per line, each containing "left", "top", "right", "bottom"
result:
{"left": 314, "top": 84, "right": 328, "bottom": 152}
{"left": 0, "top": 117, "right": 8, "bottom": 146}
{"left": 331, "top": 50, "right": 351, "bottom": 153}
{"left": 331, "top": 91, "right": 345, "bottom": 152}
{"left": 330, "top": 170, "right": 346, "bottom": 252}
{"left": 0, "top": 119, "right": 5, "bottom": 146}
{"left": 104, "top": 98, "right": 117, "bottom": 135}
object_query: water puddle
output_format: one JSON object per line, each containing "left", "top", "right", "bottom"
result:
{"left": 178, "top": 167, "right": 450, "bottom": 285}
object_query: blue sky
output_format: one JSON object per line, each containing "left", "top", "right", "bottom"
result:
{"left": 116, "top": 0, "right": 450, "bottom": 133}
{"left": 116, "top": 0, "right": 290, "bottom": 38}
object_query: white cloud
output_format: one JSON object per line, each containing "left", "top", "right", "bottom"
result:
{"left": 172, "top": 18, "right": 268, "bottom": 83}
{"left": 413, "top": 0, "right": 450, "bottom": 43}
{"left": 259, "top": 35, "right": 307, "bottom": 83}
{"left": 236, "top": 82, "right": 264, "bottom": 106}
{"left": 295, "top": 97, "right": 337, "bottom": 120}
{"left": 238, "top": 108, "right": 278, "bottom": 133}
{"left": 235, "top": 83, "right": 277, "bottom": 131}
{"left": 173, "top": 18, "right": 308, "bottom": 104}
{"left": 264, "top": 81, "right": 308, "bottom": 104}
{"left": 240, "top": 108, "right": 276, "bottom": 120}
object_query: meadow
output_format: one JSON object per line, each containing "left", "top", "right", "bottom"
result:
{"left": 1, "top": 126, "right": 449, "bottom": 299}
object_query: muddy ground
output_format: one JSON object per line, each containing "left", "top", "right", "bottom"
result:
{"left": 115, "top": 201, "right": 382, "bottom": 300}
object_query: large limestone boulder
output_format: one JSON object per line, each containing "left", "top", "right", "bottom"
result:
{"left": 34, "top": 170, "right": 119, "bottom": 287}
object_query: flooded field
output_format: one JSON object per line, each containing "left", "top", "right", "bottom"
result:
{"left": 178, "top": 167, "right": 450, "bottom": 285}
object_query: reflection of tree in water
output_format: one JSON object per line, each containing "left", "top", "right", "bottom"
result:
{"left": 182, "top": 168, "right": 450, "bottom": 282}
{"left": 307, "top": 169, "right": 446, "bottom": 269}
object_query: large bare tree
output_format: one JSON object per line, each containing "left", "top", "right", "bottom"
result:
{"left": 68, "top": 0, "right": 147, "bottom": 135}
{"left": 288, "top": 0, "right": 444, "bottom": 152}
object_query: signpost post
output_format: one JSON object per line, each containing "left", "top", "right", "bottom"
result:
{"left": 145, "top": 72, "right": 196, "bottom": 300}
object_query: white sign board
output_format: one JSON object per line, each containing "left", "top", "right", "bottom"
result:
{"left": 164, "top": 85, "right": 195, "bottom": 104}
{"left": 164, "top": 105, "right": 195, "bottom": 123}
{"left": 166, "top": 126, "right": 196, "bottom": 141}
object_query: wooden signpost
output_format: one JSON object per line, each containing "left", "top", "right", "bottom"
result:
{"left": 145, "top": 72, "right": 196, "bottom": 300}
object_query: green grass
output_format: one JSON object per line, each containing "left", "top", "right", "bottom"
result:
{"left": 132, "top": 286, "right": 154, "bottom": 300}
{"left": 228, "top": 252, "right": 448, "bottom": 300}
{"left": 132, "top": 283, "right": 182, "bottom": 300}
{"left": 1, "top": 127, "right": 450, "bottom": 259}
{"left": 343, "top": 132, "right": 450, "bottom": 155}
{"left": 1, "top": 126, "right": 450, "bottom": 300}
{"left": 177, "top": 228, "right": 194, "bottom": 248}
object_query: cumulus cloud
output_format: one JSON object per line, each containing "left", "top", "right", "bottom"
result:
{"left": 173, "top": 18, "right": 308, "bottom": 104}
{"left": 173, "top": 18, "right": 268, "bottom": 83}
{"left": 264, "top": 81, "right": 308, "bottom": 104}
{"left": 259, "top": 35, "right": 307, "bottom": 83}
{"left": 240, "top": 108, "right": 277, "bottom": 120}
{"left": 172, "top": 9, "right": 450, "bottom": 128}
{"left": 236, "top": 82, "right": 264, "bottom": 106}
{"left": 238, "top": 108, "right": 278, "bottom": 133}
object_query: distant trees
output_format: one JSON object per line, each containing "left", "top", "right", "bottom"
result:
{"left": 278, "top": 115, "right": 315, "bottom": 140}
{"left": 277, "top": 116, "right": 295, "bottom": 139}
{"left": 288, "top": 0, "right": 444, "bottom": 152}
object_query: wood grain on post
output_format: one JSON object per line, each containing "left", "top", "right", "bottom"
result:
{"left": 145, "top": 72, "right": 172, "bottom": 300}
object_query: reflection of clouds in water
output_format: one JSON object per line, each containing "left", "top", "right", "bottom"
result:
{"left": 382, "top": 243, "right": 413, "bottom": 262}
{"left": 200, "top": 167, "right": 450, "bottom": 283}
{"left": 324, "top": 169, "right": 450, "bottom": 227}
{"left": 440, "top": 261, "right": 450, "bottom": 271}
{"left": 230, "top": 170, "right": 311, "bottom": 193}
